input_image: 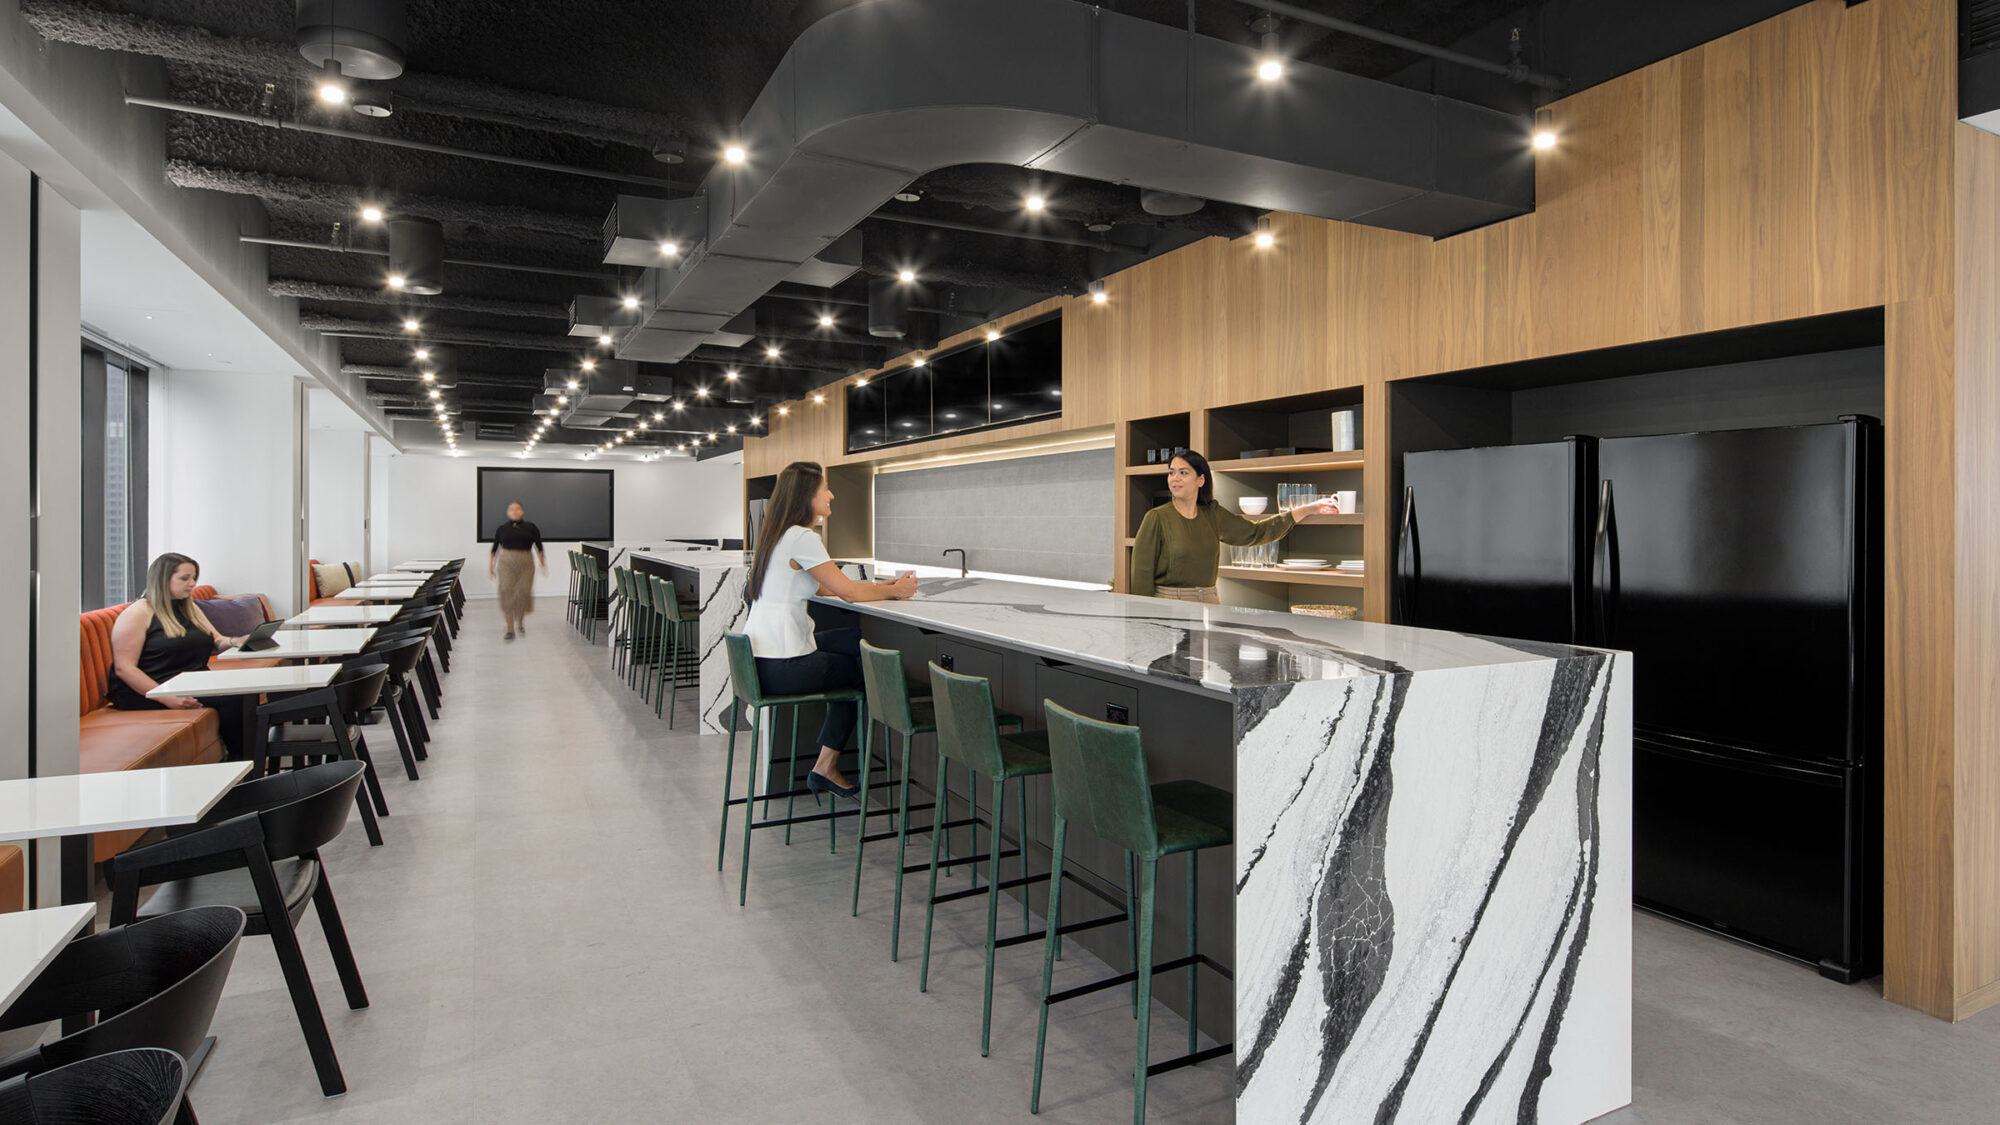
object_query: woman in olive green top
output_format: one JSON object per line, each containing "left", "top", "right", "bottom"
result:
{"left": 1130, "top": 450, "right": 1339, "bottom": 603}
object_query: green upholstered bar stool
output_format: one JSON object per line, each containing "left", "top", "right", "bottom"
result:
{"left": 1031, "top": 701, "right": 1233, "bottom": 1123}
{"left": 919, "top": 663, "right": 1058, "bottom": 1057}
{"left": 651, "top": 574, "right": 701, "bottom": 724}
{"left": 625, "top": 568, "right": 655, "bottom": 695}
{"left": 565, "top": 550, "right": 584, "bottom": 631}
{"left": 717, "top": 633, "right": 868, "bottom": 905}
{"left": 851, "top": 640, "right": 1026, "bottom": 960}
{"left": 608, "top": 566, "right": 632, "bottom": 676}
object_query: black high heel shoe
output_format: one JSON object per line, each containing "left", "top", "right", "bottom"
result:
{"left": 806, "top": 769, "right": 860, "bottom": 804}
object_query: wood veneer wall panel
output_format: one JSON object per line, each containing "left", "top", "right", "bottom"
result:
{"left": 1879, "top": 0, "right": 1959, "bottom": 1018}
{"left": 1952, "top": 123, "right": 2000, "bottom": 1015}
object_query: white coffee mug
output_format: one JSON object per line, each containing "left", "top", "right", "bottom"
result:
{"left": 1334, "top": 490, "right": 1358, "bottom": 512}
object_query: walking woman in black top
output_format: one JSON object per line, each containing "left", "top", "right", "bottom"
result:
{"left": 108, "top": 552, "right": 254, "bottom": 758}
{"left": 489, "top": 500, "right": 547, "bottom": 640}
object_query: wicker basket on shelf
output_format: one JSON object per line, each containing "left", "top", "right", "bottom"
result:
{"left": 1290, "top": 603, "right": 1359, "bottom": 620}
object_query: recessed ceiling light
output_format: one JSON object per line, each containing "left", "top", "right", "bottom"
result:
{"left": 778, "top": 406, "right": 789, "bottom": 416}
{"left": 622, "top": 295, "right": 639, "bottom": 309}
{"left": 723, "top": 144, "right": 746, "bottom": 165}
{"left": 414, "top": 348, "right": 429, "bottom": 360}
{"left": 813, "top": 393, "right": 825, "bottom": 404}
{"left": 638, "top": 421, "right": 648, "bottom": 430}
{"left": 428, "top": 389, "right": 440, "bottom": 400}
{"left": 673, "top": 401, "right": 685, "bottom": 411}
{"left": 751, "top": 416, "right": 762, "bottom": 426}
{"left": 653, "top": 411, "right": 664, "bottom": 421}
{"left": 898, "top": 268, "right": 916, "bottom": 283}
{"left": 913, "top": 356, "right": 927, "bottom": 368}
{"left": 421, "top": 371, "right": 435, "bottom": 382}
{"left": 659, "top": 240, "right": 678, "bottom": 256}
{"left": 725, "top": 369, "right": 739, "bottom": 380}
{"left": 557, "top": 395, "right": 568, "bottom": 404}
{"left": 707, "top": 433, "right": 717, "bottom": 442}
{"left": 765, "top": 345, "right": 780, "bottom": 358}
{"left": 726, "top": 424, "right": 736, "bottom": 433}
{"left": 597, "top": 333, "right": 612, "bottom": 345}
{"left": 855, "top": 378, "right": 868, "bottom": 387}
{"left": 986, "top": 329, "right": 1000, "bottom": 341}
{"left": 818, "top": 314, "right": 834, "bottom": 327}
{"left": 696, "top": 386, "right": 710, "bottom": 397}
{"left": 402, "top": 318, "right": 419, "bottom": 331}
{"left": 581, "top": 359, "right": 595, "bottom": 371}
{"left": 387, "top": 275, "right": 406, "bottom": 289}
{"left": 360, "top": 206, "right": 383, "bottom": 222}
{"left": 566, "top": 379, "right": 579, "bottom": 390}
{"left": 1024, "top": 193, "right": 1045, "bottom": 211}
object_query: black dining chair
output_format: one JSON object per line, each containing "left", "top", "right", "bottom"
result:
{"left": 106, "top": 761, "right": 371, "bottom": 1098}
{"left": 252, "top": 676, "right": 390, "bottom": 846}
{"left": 0, "top": 1047, "right": 189, "bottom": 1125}
{"left": 354, "top": 635, "right": 430, "bottom": 767}
{"left": 371, "top": 623, "right": 444, "bottom": 723}
{"left": 0, "top": 906, "right": 244, "bottom": 1125}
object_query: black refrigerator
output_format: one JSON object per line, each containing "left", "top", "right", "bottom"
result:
{"left": 1396, "top": 416, "right": 1883, "bottom": 981}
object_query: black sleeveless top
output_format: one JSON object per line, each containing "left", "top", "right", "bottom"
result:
{"left": 108, "top": 609, "right": 214, "bottom": 709}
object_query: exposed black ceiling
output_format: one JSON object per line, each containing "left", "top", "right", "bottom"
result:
{"left": 24, "top": 0, "right": 1805, "bottom": 457}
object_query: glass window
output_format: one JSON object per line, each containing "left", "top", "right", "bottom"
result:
{"left": 82, "top": 345, "right": 148, "bottom": 609}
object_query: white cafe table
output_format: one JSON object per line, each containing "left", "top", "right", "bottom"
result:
{"left": 393, "top": 561, "right": 449, "bottom": 571}
{"left": 285, "top": 605, "right": 400, "bottom": 627}
{"left": 0, "top": 762, "right": 253, "bottom": 846}
{"left": 362, "top": 574, "right": 426, "bottom": 584}
{"left": 0, "top": 904, "right": 97, "bottom": 1011}
{"left": 334, "top": 586, "right": 416, "bottom": 601}
{"left": 0, "top": 759, "right": 252, "bottom": 915}
{"left": 151, "top": 666, "right": 340, "bottom": 765}
{"left": 216, "top": 627, "right": 376, "bottom": 662}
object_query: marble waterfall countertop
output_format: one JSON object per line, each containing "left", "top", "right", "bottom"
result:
{"left": 819, "top": 574, "right": 1633, "bottom": 1124}
{"left": 812, "top": 575, "right": 1598, "bottom": 696}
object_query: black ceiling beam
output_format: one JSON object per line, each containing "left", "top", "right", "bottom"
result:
{"left": 1227, "top": 0, "right": 1566, "bottom": 91}
{"left": 242, "top": 236, "right": 614, "bottom": 282}
{"left": 870, "top": 209, "right": 1111, "bottom": 250}
{"left": 127, "top": 96, "right": 683, "bottom": 189}
{"left": 168, "top": 160, "right": 600, "bottom": 241}
{"left": 21, "top": 0, "right": 688, "bottom": 150}
{"left": 272, "top": 280, "right": 566, "bottom": 319}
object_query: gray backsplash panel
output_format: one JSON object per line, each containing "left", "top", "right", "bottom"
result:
{"left": 874, "top": 448, "right": 1113, "bottom": 584}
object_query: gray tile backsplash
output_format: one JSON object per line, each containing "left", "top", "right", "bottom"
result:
{"left": 874, "top": 449, "right": 1113, "bottom": 584}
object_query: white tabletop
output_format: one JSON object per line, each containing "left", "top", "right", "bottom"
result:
{"left": 0, "top": 904, "right": 97, "bottom": 1011}
{"left": 335, "top": 586, "right": 417, "bottom": 601}
{"left": 285, "top": 605, "right": 401, "bottom": 627}
{"left": 217, "top": 627, "right": 376, "bottom": 661}
{"left": 394, "top": 561, "right": 451, "bottom": 570}
{"left": 0, "top": 761, "right": 253, "bottom": 844}
{"left": 363, "top": 574, "right": 427, "bottom": 584}
{"left": 150, "top": 663, "right": 339, "bottom": 699}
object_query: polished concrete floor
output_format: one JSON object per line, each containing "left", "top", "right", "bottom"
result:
{"left": 162, "top": 607, "right": 2000, "bottom": 1123}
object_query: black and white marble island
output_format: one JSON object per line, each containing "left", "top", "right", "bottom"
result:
{"left": 814, "top": 576, "right": 1631, "bottom": 1125}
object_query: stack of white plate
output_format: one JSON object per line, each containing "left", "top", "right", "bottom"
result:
{"left": 1279, "top": 558, "right": 1331, "bottom": 571}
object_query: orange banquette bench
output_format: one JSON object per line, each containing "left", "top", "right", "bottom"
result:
{"left": 307, "top": 559, "right": 363, "bottom": 605}
{"left": 76, "top": 587, "right": 280, "bottom": 861}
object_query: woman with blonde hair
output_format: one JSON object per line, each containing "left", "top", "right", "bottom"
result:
{"left": 108, "top": 552, "right": 253, "bottom": 758}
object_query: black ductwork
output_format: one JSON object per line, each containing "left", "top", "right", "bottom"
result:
{"left": 868, "top": 277, "right": 909, "bottom": 339}
{"left": 615, "top": 0, "right": 1533, "bottom": 363}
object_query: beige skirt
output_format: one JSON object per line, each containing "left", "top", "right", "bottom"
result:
{"left": 496, "top": 548, "right": 535, "bottom": 620}
{"left": 1153, "top": 584, "right": 1220, "bottom": 605}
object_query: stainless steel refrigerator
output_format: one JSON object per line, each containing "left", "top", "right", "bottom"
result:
{"left": 1396, "top": 416, "right": 1883, "bottom": 981}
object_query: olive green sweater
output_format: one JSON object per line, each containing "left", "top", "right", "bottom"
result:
{"left": 1129, "top": 502, "right": 1295, "bottom": 596}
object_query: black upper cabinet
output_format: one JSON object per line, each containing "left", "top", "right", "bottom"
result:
{"left": 990, "top": 316, "right": 1063, "bottom": 425}
{"left": 845, "top": 314, "right": 1062, "bottom": 452}
{"left": 846, "top": 379, "right": 886, "bottom": 450}
{"left": 930, "top": 346, "right": 989, "bottom": 436}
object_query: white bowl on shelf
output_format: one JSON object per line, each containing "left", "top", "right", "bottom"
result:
{"left": 1238, "top": 497, "right": 1269, "bottom": 516}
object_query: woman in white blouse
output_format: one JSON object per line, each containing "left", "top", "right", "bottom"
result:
{"left": 745, "top": 461, "right": 918, "bottom": 800}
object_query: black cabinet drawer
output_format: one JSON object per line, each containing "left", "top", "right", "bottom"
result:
{"left": 1034, "top": 664, "right": 1138, "bottom": 728}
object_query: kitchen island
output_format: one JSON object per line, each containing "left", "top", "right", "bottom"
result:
{"left": 599, "top": 546, "right": 754, "bottom": 733}
{"left": 812, "top": 576, "right": 1631, "bottom": 1125}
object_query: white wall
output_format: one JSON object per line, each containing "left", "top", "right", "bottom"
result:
{"left": 151, "top": 368, "right": 302, "bottom": 614}
{"left": 307, "top": 387, "right": 372, "bottom": 570}
{"left": 384, "top": 450, "right": 745, "bottom": 605}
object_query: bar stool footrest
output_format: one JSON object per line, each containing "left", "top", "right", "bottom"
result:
{"left": 930, "top": 866, "right": 1041, "bottom": 906}
{"left": 1044, "top": 952, "right": 1231, "bottom": 1007}
{"left": 993, "top": 910, "right": 1127, "bottom": 950}
{"left": 1145, "top": 1043, "right": 1233, "bottom": 1077}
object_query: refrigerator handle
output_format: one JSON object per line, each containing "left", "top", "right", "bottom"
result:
{"left": 1395, "top": 486, "right": 1419, "bottom": 624}
{"left": 1592, "top": 479, "right": 1618, "bottom": 642}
